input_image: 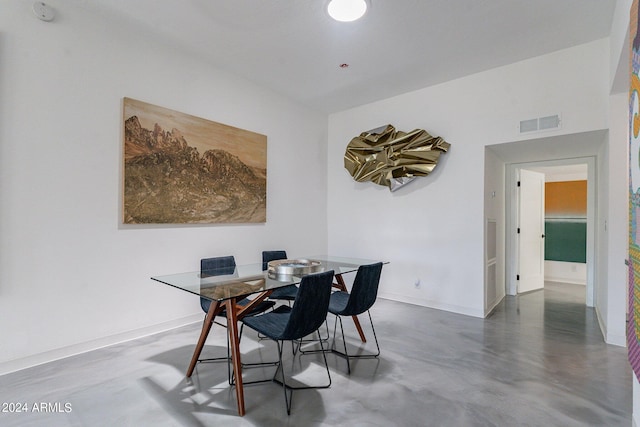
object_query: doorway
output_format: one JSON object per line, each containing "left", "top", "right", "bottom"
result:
{"left": 506, "top": 157, "right": 595, "bottom": 306}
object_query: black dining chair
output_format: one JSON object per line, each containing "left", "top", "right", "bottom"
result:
{"left": 241, "top": 269, "right": 335, "bottom": 415}
{"left": 198, "top": 256, "right": 275, "bottom": 382}
{"left": 328, "top": 262, "right": 383, "bottom": 374}
{"left": 263, "top": 250, "right": 331, "bottom": 347}
{"left": 262, "top": 250, "right": 299, "bottom": 303}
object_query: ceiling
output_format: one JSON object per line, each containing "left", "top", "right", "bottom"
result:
{"left": 76, "top": 0, "right": 616, "bottom": 113}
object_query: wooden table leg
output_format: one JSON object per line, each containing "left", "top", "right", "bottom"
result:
{"left": 225, "top": 299, "right": 245, "bottom": 417}
{"left": 186, "top": 301, "right": 221, "bottom": 377}
{"left": 334, "top": 274, "right": 367, "bottom": 343}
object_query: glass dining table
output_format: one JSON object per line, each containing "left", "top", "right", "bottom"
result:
{"left": 151, "top": 255, "right": 383, "bottom": 416}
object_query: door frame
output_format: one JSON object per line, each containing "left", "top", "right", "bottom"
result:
{"left": 506, "top": 156, "right": 596, "bottom": 306}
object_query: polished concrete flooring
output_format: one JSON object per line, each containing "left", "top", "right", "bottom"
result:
{"left": 0, "top": 282, "right": 632, "bottom": 426}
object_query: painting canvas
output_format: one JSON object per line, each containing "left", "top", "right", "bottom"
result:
{"left": 122, "top": 98, "right": 266, "bottom": 224}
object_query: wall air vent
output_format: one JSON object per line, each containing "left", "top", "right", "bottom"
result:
{"left": 519, "top": 114, "right": 561, "bottom": 134}
{"left": 519, "top": 118, "right": 538, "bottom": 133}
{"left": 539, "top": 115, "right": 561, "bottom": 130}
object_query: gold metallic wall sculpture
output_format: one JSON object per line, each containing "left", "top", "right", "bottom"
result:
{"left": 344, "top": 124, "right": 450, "bottom": 191}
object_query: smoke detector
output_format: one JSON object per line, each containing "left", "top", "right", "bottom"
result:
{"left": 33, "top": 2, "right": 55, "bottom": 22}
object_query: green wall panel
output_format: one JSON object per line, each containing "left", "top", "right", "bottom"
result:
{"left": 544, "top": 221, "right": 586, "bottom": 263}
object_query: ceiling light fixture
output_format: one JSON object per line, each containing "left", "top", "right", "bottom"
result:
{"left": 327, "top": 0, "right": 368, "bottom": 22}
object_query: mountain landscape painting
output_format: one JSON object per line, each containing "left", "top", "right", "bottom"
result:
{"left": 122, "top": 98, "right": 267, "bottom": 224}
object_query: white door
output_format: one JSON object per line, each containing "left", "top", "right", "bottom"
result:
{"left": 518, "top": 169, "right": 545, "bottom": 293}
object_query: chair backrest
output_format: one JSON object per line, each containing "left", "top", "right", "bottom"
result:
{"left": 280, "top": 270, "right": 334, "bottom": 340}
{"left": 201, "top": 255, "right": 236, "bottom": 277}
{"left": 262, "top": 250, "right": 287, "bottom": 271}
{"left": 200, "top": 256, "right": 236, "bottom": 313}
{"left": 340, "top": 262, "right": 383, "bottom": 316}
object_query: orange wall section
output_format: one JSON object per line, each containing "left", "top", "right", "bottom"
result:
{"left": 545, "top": 180, "right": 587, "bottom": 218}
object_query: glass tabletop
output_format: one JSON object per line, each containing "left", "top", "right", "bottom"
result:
{"left": 151, "top": 255, "right": 385, "bottom": 302}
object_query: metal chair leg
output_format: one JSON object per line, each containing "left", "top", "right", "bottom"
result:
{"left": 331, "top": 310, "right": 380, "bottom": 374}
{"left": 274, "top": 341, "right": 293, "bottom": 415}
{"left": 229, "top": 323, "right": 280, "bottom": 386}
{"left": 333, "top": 315, "right": 351, "bottom": 374}
{"left": 297, "top": 320, "right": 331, "bottom": 355}
{"left": 271, "top": 330, "right": 332, "bottom": 415}
{"left": 197, "top": 317, "right": 235, "bottom": 383}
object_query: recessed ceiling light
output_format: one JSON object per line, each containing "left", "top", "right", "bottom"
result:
{"left": 327, "top": 0, "right": 368, "bottom": 22}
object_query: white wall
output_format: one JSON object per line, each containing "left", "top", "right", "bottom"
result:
{"left": 0, "top": 0, "right": 328, "bottom": 374}
{"left": 610, "top": 0, "right": 633, "bottom": 93}
{"left": 544, "top": 261, "right": 587, "bottom": 285}
{"left": 597, "top": 133, "right": 611, "bottom": 338}
{"left": 604, "top": 92, "right": 628, "bottom": 347}
{"left": 1, "top": 0, "right": 630, "bottom": 381}
{"left": 609, "top": 0, "right": 636, "bottom": 422}
{"left": 599, "top": 0, "right": 630, "bottom": 349}
{"left": 328, "top": 39, "right": 610, "bottom": 318}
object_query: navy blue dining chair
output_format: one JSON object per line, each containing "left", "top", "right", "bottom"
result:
{"left": 262, "top": 250, "right": 299, "bottom": 303}
{"left": 263, "top": 250, "right": 330, "bottom": 346}
{"left": 241, "top": 270, "right": 334, "bottom": 415}
{"left": 328, "top": 262, "right": 383, "bottom": 374}
{"left": 198, "top": 256, "right": 275, "bottom": 382}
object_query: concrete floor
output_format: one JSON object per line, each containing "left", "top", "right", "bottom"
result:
{"left": 0, "top": 282, "right": 632, "bottom": 426}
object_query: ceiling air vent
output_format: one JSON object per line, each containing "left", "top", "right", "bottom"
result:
{"left": 519, "top": 114, "right": 561, "bottom": 134}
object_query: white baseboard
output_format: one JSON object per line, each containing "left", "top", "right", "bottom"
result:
{"left": 378, "top": 291, "right": 485, "bottom": 318}
{"left": 595, "top": 305, "right": 607, "bottom": 343}
{"left": 593, "top": 305, "right": 625, "bottom": 347}
{"left": 484, "top": 295, "right": 505, "bottom": 317}
{"left": 544, "top": 275, "right": 586, "bottom": 285}
{"left": 0, "top": 313, "right": 202, "bottom": 377}
{"left": 606, "top": 331, "right": 627, "bottom": 347}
